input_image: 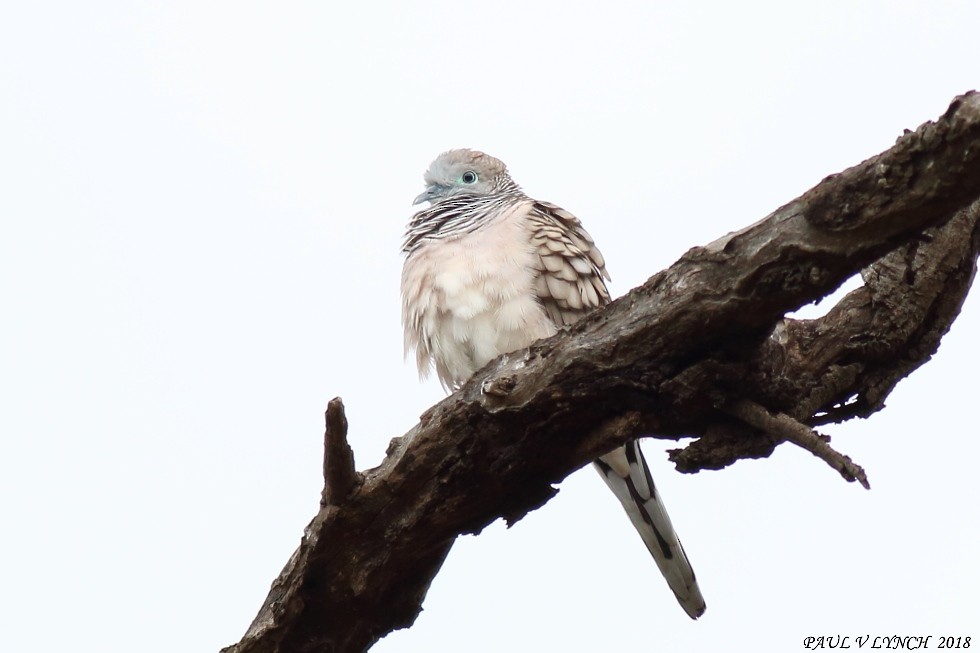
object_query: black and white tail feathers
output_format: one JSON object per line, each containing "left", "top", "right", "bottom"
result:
{"left": 593, "top": 440, "right": 706, "bottom": 619}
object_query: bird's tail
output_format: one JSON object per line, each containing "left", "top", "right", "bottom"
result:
{"left": 593, "top": 440, "right": 706, "bottom": 619}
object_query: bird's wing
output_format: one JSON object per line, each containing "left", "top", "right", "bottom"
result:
{"left": 526, "top": 200, "right": 611, "bottom": 326}
{"left": 528, "top": 200, "right": 706, "bottom": 619}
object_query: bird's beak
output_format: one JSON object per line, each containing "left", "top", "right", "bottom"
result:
{"left": 413, "top": 185, "right": 443, "bottom": 206}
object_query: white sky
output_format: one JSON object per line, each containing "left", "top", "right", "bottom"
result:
{"left": 1, "top": 2, "right": 978, "bottom": 652}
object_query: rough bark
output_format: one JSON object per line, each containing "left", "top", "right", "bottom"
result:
{"left": 222, "top": 92, "right": 980, "bottom": 653}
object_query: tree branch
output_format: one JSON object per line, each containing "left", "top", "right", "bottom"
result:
{"left": 320, "top": 398, "right": 358, "bottom": 508}
{"left": 724, "top": 399, "right": 870, "bottom": 488}
{"left": 222, "top": 92, "right": 980, "bottom": 653}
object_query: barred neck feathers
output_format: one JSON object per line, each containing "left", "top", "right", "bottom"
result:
{"left": 402, "top": 184, "right": 524, "bottom": 253}
{"left": 403, "top": 149, "right": 526, "bottom": 254}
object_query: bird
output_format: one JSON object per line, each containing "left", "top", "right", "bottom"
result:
{"left": 400, "top": 148, "right": 706, "bottom": 619}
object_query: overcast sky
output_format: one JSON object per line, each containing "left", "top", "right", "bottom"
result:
{"left": 2, "top": 2, "right": 978, "bottom": 652}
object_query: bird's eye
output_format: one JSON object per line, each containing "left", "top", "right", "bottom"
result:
{"left": 461, "top": 171, "right": 478, "bottom": 184}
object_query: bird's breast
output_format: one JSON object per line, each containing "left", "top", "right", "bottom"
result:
{"left": 401, "top": 201, "right": 556, "bottom": 388}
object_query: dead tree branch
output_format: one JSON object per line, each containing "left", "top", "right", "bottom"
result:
{"left": 223, "top": 93, "right": 980, "bottom": 653}
{"left": 321, "top": 398, "right": 357, "bottom": 508}
{"left": 724, "top": 399, "right": 870, "bottom": 488}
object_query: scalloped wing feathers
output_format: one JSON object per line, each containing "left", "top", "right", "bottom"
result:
{"left": 527, "top": 200, "right": 611, "bottom": 326}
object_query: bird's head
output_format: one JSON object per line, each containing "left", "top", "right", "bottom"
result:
{"left": 414, "top": 149, "right": 517, "bottom": 206}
